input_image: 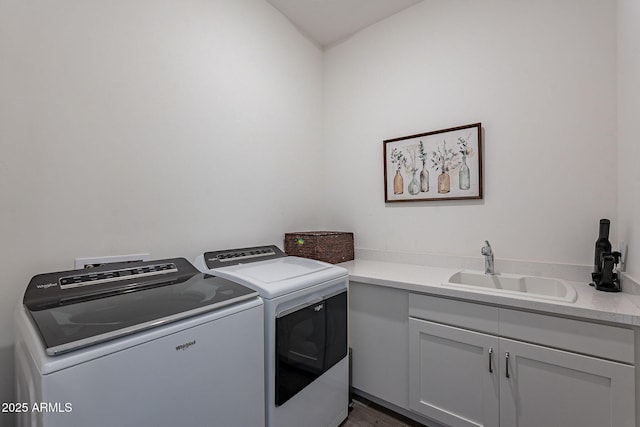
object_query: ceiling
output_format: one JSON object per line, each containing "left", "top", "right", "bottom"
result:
{"left": 266, "top": 0, "right": 424, "bottom": 48}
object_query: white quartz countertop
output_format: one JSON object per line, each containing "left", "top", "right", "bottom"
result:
{"left": 341, "top": 259, "right": 640, "bottom": 327}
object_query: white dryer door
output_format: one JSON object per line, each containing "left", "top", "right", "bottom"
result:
{"left": 218, "top": 257, "right": 347, "bottom": 299}
{"left": 241, "top": 257, "right": 330, "bottom": 283}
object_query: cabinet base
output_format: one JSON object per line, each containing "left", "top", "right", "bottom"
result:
{"left": 351, "top": 389, "right": 446, "bottom": 427}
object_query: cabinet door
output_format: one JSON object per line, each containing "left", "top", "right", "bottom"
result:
{"left": 350, "top": 282, "right": 410, "bottom": 409}
{"left": 409, "top": 318, "right": 500, "bottom": 427}
{"left": 500, "top": 338, "right": 636, "bottom": 427}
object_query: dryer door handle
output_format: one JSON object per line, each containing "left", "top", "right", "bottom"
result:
{"left": 276, "top": 298, "right": 324, "bottom": 318}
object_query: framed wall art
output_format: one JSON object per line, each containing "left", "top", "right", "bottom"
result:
{"left": 384, "top": 123, "right": 482, "bottom": 202}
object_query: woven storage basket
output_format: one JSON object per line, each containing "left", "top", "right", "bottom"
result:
{"left": 284, "top": 231, "right": 354, "bottom": 264}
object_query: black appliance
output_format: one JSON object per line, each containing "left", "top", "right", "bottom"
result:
{"left": 24, "top": 258, "right": 257, "bottom": 355}
{"left": 590, "top": 219, "right": 622, "bottom": 292}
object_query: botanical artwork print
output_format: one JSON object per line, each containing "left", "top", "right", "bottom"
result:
{"left": 384, "top": 123, "right": 482, "bottom": 202}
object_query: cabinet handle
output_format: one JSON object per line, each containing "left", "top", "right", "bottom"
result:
{"left": 505, "top": 352, "right": 510, "bottom": 378}
{"left": 488, "top": 347, "right": 493, "bottom": 373}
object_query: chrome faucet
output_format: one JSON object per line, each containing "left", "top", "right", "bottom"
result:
{"left": 481, "top": 241, "right": 494, "bottom": 275}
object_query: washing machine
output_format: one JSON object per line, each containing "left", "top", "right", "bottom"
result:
{"left": 194, "top": 246, "right": 349, "bottom": 427}
{"left": 15, "top": 257, "right": 265, "bottom": 427}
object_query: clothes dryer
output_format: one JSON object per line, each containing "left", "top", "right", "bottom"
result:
{"left": 195, "top": 246, "right": 349, "bottom": 427}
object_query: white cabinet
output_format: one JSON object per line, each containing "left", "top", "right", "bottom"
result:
{"left": 409, "top": 294, "right": 636, "bottom": 427}
{"left": 409, "top": 319, "right": 499, "bottom": 427}
{"left": 499, "top": 337, "right": 635, "bottom": 427}
{"left": 349, "top": 281, "right": 410, "bottom": 409}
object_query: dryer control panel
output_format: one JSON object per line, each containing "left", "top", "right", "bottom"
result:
{"left": 204, "top": 245, "right": 286, "bottom": 269}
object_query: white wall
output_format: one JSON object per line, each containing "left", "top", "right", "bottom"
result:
{"left": 618, "top": 0, "right": 640, "bottom": 281}
{"left": 323, "top": 0, "right": 617, "bottom": 266}
{"left": 0, "top": 0, "right": 323, "bottom": 417}
{"left": 0, "top": 0, "right": 631, "bottom": 422}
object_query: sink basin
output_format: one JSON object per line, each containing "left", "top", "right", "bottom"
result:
{"left": 444, "top": 271, "right": 577, "bottom": 303}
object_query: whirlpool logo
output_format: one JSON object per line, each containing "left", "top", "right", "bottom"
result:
{"left": 175, "top": 340, "right": 196, "bottom": 352}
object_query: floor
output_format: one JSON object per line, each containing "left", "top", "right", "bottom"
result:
{"left": 342, "top": 396, "right": 426, "bottom": 427}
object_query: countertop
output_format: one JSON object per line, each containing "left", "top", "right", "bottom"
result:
{"left": 341, "top": 259, "right": 640, "bottom": 327}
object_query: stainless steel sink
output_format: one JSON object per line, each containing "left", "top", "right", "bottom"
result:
{"left": 444, "top": 271, "right": 577, "bottom": 303}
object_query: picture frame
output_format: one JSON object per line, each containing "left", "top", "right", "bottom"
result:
{"left": 384, "top": 123, "right": 482, "bottom": 202}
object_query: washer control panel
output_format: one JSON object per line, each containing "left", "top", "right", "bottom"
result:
{"left": 59, "top": 263, "right": 178, "bottom": 289}
{"left": 23, "top": 258, "right": 197, "bottom": 311}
